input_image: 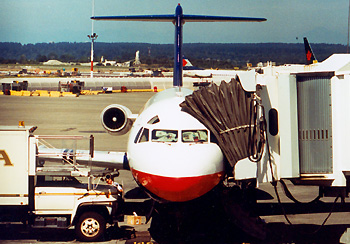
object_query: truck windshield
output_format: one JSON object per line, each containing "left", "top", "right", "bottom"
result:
{"left": 151, "top": 130, "right": 178, "bottom": 142}
{"left": 36, "top": 176, "right": 82, "bottom": 187}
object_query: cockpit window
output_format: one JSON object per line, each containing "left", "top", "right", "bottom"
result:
{"left": 152, "top": 130, "right": 178, "bottom": 142}
{"left": 134, "top": 127, "right": 143, "bottom": 143}
{"left": 134, "top": 127, "right": 149, "bottom": 143}
{"left": 147, "top": 115, "right": 160, "bottom": 124}
{"left": 139, "top": 128, "right": 149, "bottom": 143}
{"left": 182, "top": 130, "right": 208, "bottom": 143}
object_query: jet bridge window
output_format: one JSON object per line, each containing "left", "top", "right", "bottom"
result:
{"left": 152, "top": 130, "right": 178, "bottom": 142}
{"left": 182, "top": 130, "right": 208, "bottom": 143}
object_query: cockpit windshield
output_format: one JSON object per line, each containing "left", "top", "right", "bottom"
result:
{"left": 135, "top": 128, "right": 209, "bottom": 144}
{"left": 152, "top": 130, "right": 178, "bottom": 142}
{"left": 182, "top": 130, "right": 208, "bottom": 143}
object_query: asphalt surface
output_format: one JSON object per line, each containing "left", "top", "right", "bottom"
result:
{"left": 1, "top": 92, "right": 350, "bottom": 243}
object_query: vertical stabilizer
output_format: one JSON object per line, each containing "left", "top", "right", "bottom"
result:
{"left": 304, "top": 37, "right": 317, "bottom": 65}
{"left": 183, "top": 57, "right": 193, "bottom": 67}
{"left": 91, "top": 5, "right": 266, "bottom": 87}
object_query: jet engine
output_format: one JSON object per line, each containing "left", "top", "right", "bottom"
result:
{"left": 100, "top": 104, "right": 134, "bottom": 135}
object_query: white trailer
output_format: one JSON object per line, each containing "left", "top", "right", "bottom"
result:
{"left": 0, "top": 126, "right": 124, "bottom": 242}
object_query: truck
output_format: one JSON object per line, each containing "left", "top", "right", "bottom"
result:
{"left": 0, "top": 126, "right": 124, "bottom": 242}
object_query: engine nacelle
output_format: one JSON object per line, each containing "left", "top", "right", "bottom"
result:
{"left": 100, "top": 104, "right": 134, "bottom": 135}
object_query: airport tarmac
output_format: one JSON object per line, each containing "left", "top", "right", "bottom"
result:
{"left": 1, "top": 93, "right": 350, "bottom": 243}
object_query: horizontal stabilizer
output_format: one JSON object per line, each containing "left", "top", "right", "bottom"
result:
{"left": 91, "top": 4, "right": 266, "bottom": 88}
{"left": 91, "top": 15, "right": 175, "bottom": 22}
{"left": 92, "top": 15, "right": 266, "bottom": 23}
{"left": 182, "top": 15, "right": 266, "bottom": 22}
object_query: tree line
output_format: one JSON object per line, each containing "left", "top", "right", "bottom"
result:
{"left": 0, "top": 42, "right": 347, "bottom": 69}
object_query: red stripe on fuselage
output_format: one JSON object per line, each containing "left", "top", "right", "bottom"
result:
{"left": 131, "top": 168, "right": 224, "bottom": 202}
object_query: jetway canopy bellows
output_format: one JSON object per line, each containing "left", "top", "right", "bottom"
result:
{"left": 180, "top": 79, "right": 253, "bottom": 174}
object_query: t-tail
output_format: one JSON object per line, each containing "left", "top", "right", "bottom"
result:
{"left": 91, "top": 4, "right": 266, "bottom": 87}
{"left": 304, "top": 37, "right": 317, "bottom": 65}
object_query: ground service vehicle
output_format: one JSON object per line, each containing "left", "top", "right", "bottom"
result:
{"left": 0, "top": 126, "right": 124, "bottom": 242}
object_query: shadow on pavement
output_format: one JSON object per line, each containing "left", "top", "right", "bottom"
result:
{"left": 0, "top": 222, "right": 349, "bottom": 243}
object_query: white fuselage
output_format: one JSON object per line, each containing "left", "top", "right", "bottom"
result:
{"left": 127, "top": 88, "right": 224, "bottom": 202}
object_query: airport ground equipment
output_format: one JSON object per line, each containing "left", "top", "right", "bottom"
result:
{"left": 0, "top": 126, "right": 124, "bottom": 242}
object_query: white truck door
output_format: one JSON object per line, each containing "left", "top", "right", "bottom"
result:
{"left": 34, "top": 176, "right": 82, "bottom": 214}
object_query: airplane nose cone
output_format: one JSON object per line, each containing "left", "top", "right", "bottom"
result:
{"left": 129, "top": 141, "right": 225, "bottom": 202}
{"left": 132, "top": 169, "right": 224, "bottom": 202}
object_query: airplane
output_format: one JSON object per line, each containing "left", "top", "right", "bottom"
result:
{"left": 93, "top": 3, "right": 266, "bottom": 203}
{"left": 181, "top": 57, "right": 247, "bottom": 83}
{"left": 35, "top": 4, "right": 265, "bottom": 241}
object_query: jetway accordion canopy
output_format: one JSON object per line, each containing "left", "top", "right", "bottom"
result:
{"left": 180, "top": 79, "right": 253, "bottom": 174}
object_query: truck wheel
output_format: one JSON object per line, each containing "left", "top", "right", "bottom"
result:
{"left": 75, "top": 212, "right": 106, "bottom": 242}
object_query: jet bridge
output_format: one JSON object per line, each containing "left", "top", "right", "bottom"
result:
{"left": 181, "top": 54, "right": 350, "bottom": 196}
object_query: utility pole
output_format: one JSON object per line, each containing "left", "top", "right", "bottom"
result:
{"left": 88, "top": 0, "right": 97, "bottom": 78}
{"left": 88, "top": 33, "right": 98, "bottom": 78}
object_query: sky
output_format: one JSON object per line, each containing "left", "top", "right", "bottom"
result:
{"left": 1, "top": 0, "right": 349, "bottom": 45}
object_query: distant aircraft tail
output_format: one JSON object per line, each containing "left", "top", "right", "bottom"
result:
{"left": 183, "top": 57, "right": 193, "bottom": 67}
{"left": 304, "top": 37, "right": 317, "bottom": 65}
{"left": 182, "top": 57, "right": 204, "bottom": 70}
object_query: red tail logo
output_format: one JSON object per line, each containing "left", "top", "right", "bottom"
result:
{"left": 183, "top": 59, "right": 188, "bottom": 66}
